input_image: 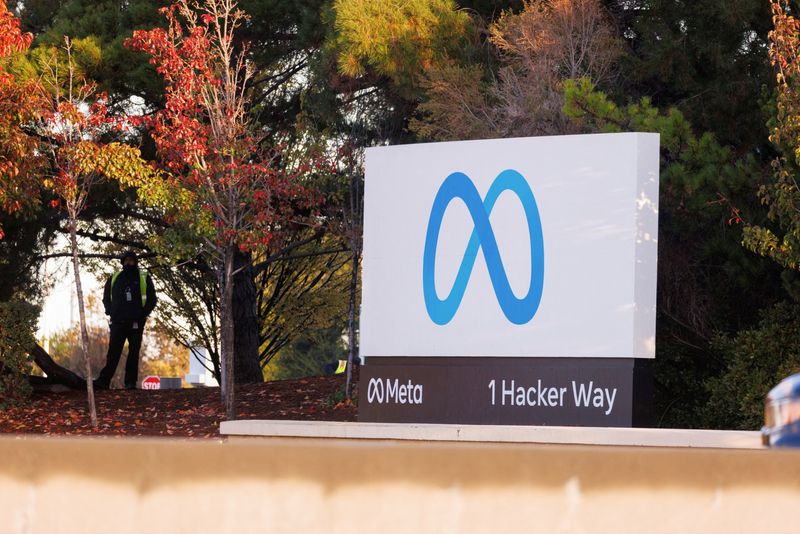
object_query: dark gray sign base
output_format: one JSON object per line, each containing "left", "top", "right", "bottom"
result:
{"left": 358, "top": 357, "right": 653, "bottom": 427}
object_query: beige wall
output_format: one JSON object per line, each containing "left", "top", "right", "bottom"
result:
{"left": 0, "top": 435, "right": 799, "bottom": 534}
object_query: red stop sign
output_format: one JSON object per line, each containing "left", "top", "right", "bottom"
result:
{"left": 141, "top": 376, "right": 161, "bottom": 390}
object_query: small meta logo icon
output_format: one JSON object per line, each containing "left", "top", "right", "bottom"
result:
{"left": 422, "top": 169, "right": 544, "bottom": 325}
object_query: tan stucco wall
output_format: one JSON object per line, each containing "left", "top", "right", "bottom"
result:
{"left": 0, "top": 435, "right": 799, "bottom": 533}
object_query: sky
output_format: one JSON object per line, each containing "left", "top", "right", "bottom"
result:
{"left": 38, "top": 255, "right": 104, "bottom": 343}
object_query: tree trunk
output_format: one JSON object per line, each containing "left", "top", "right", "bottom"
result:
{"left": 345, "top": 249, "right": 359, "bottom": 399}
{"left": 219, "top": 246, "right": 236, "bottom": 420}
{"left": 345, "top": 157, "right": 363, "bottom": 399}
{"left": 69, "top": 220, "right": 98, "bottom": 428}
{"left": 30, "top": 343, "right": 85, "bottom": 389}
{"left": 232, "top": 249, "right": 263, "bottom": 383}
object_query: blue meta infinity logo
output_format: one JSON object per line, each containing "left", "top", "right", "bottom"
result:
{"left": 422, "top": 169, "right": 544, "bottom": 325}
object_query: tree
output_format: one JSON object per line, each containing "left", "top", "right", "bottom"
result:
{"left": 745, "top": 0, "right": 800, "bottom": 270}
{"left": 19, "top": 0, "right": 169, "bottom": 110}
{"left": 324, "top": 0, "right": 479, "bottom": 149}
{"left": 0, "top": 210, "right": 54, "bottom": 301}
{"left": 128, "top": 0, "right": 316, "bottom": 419}
{"left": 330, "top": 0, "right": 474, "bottom": 99}
{"left": 616, "top": 0, "right": 773, "bottom": 152}
{"left": 1, "top": 5, "right": 160, "bottom": 404}
{"left": 309, "top": 138, "right": 363, "bottom": 398}
{"left": 0, "top": 3, "right": 44, "bottom": 238}
{"left": 339, "top": 145, "right": 362, "bottom": 399}
{"left": 411, "top": 0, "right": 622, "bottom": 140}
{"left": 30, "top": 37, "right": 152, "bottom": 426}
{"left": 143, "top": 233, "right": 351, "bottom": 383}
{"left": 0, "top": 5, "right": 95, "bottom": 403}
{"left": 265, "top": 326, "right": 347, "bottom": 381}
{"left": 694, "top": 2, "right": 800, "bottom": 431}
{"left": 455, "top": 0, "right": 522, "bottom": 19}
{"left": 260, "top": 238, "right": 351, "bottom": 357}
{"left": 21, "top": 0, "right": 380, "bottom": 383}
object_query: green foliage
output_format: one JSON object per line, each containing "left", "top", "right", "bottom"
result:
{"left": 620, "top": 0, "right": 773, "bottom": 152}
{"left": 266, "top": 327, "right": 347, "bottom": 381}
{"left": 330, "top": 0, "right": 474, "bottom": 97}
{"left": 326, "top": 383, "right": 356, "bottom": 408}
{"left": 256, "top": 243, "right": 353, "bottom": 365}
{"left": 0, "top": 301, "right": 39, "bottom": 407}
{"left": 455, "top": 0, "right": 522, "bottom": 19}
{"left": 565, "top": 78, "right": 764, "bottom": 213}
{"left": 46, "top": 321, "right": 114, "bottom": 383}
{"left": 706, "top": 301, "right": 800, "bottom": 430}
{"left": 21, "top": 0, "right": 168, "bottom": 104}
{"left": 238, "top": 0, "right": 329, "bottom": 135}
{"left": 13, "top": 0, "right": 64, "bottom": 34}
{"left": 741, "top": 2, "right": 800, "bottom": 303}
{"left": 12, "top": 34, "right": 102, "bottom": 89}
{"left": 744, "top": 0, "right": 800, "bottom": 272}
{"left": 0, "top": 210, "right": 53, "bottom": 301}
{"left": 148, "top": 235, "right": 353, "bottom": 380}
{"left": 114, "top": 162, "right": 211, "bottom": 262}
{"left": 742, "top": 159, "right": 800, "bottom": 271}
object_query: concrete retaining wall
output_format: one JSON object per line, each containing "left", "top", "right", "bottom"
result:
{"left": 0, "top": 434, "right": 798, "bottom": 533}
{"left": 221, "top": 420, "right": 764, "bottom": 448}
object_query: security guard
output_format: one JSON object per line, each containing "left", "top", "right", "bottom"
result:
{"left": 95, "top": 251, "right": 157, "bottom": 389}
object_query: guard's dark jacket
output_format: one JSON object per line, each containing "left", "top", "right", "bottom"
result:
{"left": 102, "top": 268, "right": 157, "bottom": 323}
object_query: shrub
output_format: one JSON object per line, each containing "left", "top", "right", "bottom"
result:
{"left": 706, "top": 301, "right": 800, "bottom": 429}
{"left": 0, "top": 301, "right": 39, "bottom": 406}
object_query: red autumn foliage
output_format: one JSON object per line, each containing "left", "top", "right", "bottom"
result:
{"left": 0, "top": 5, "right": 46, "bottom": 224}
{"left": 0, "top": 5, "right": 32, "bottom": 58}
{"left": 127, "top": 2, "right": 316, "bottom": 252}
{"left": 127, "top": 0, "right": 320, "bottom": 420}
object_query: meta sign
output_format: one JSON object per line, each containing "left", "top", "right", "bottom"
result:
{"left": 359, "top": 133, "right": 660, "bottom": 427}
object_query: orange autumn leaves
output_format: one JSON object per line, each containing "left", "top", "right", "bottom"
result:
{"left": 0, "top": 4, "right": 46, "bottom": 236}
{"left": 0, "top": 6, "right": 152, "bottom": 238}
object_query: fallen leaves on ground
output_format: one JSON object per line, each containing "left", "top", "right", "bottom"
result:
{"left": 0, "top": 375, "right": 357, "bottom": 438}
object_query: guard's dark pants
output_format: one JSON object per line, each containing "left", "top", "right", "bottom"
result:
{"left": 97, "top": 321, "right": 144, "bottom": 388}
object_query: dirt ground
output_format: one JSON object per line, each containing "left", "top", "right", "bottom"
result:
{"left": 0, "top": 374, "right": 358, "bottom": 437}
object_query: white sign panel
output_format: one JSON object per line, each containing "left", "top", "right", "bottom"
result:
{"left": 360, "top": 133, "right": 659, "bottom": 359}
